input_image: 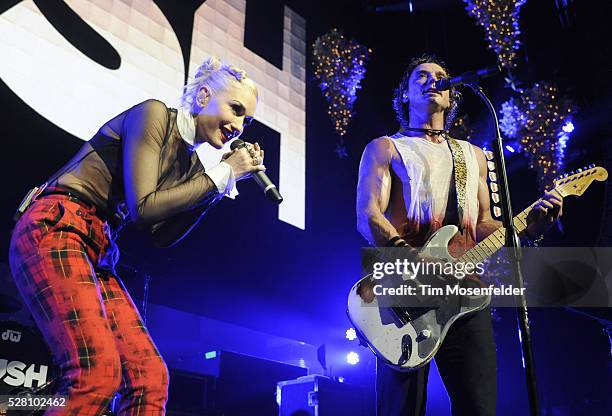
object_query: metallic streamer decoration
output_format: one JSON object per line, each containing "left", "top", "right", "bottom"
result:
{"left": 312, "top": 28, "right": 371, "bottom": 154}
{"left": 463, "top": 0, "right": 527, "bottom": 70}
{"left": 499, "top": 82, "right": 577, "bottom": 190}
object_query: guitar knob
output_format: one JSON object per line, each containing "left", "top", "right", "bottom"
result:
{"left": 417, "top": 329, "right": 431, "bottom": 341}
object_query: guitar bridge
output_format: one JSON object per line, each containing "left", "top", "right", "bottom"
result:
{"left": 391, "top": 307, "right": 433, "bottom": 325}
{"left": 391, "top": 307, "right": 410, "bottom": 325}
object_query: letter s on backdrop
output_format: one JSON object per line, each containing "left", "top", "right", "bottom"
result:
{"left": 0, "top": 0, "right": 184, "bottom": 140}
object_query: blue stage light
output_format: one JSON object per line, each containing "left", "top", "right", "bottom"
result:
{"left": 558, "top": 134, "right": 569, "bottom": 151}
{"left": 346, "top": 328, "right": 357, "bottom": 341}
{"left": 276, "top": 385, "right": 282, "bottom": 406}
{"left": 505, "top": 145, "right": 515, "bottom": 153}
{"left": 346, "top": 351, "right": 360, "bottom": 365}
{"left": 562, "top": 120, "right": 575, "bottom": 133}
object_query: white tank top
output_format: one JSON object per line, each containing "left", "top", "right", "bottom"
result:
{"left": 389, "top": 133, "right": 480, "bottom": 243}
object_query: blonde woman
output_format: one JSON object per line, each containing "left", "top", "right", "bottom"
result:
{"left": 9, "top": 56, "right": 263, "bottom": 415}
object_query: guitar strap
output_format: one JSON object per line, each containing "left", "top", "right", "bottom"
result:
{"left": 446, "top": 136, "right": 467, "bottom": 233}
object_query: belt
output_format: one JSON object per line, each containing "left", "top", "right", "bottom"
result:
{"left": 39, "top": 187, "right": 113, "bottom": 224}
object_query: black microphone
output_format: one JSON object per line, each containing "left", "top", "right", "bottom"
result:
{"left": 230, "top": 139, "right": 283, "bottom": 204}
{"left": 434, "top": 65, "right": 500, "bottom": 91}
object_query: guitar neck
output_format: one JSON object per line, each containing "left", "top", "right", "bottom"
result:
{"left": 457, "top": 202, "right": 536, "bottom": 264}
{"left": 449, "top": 164, "right": 607, "bottom": 264}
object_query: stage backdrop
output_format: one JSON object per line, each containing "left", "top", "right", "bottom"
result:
{"left": 2, "top": 2, "right": 611, "bottom": 413}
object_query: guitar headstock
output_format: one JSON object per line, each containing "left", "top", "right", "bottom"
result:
{"left": 554, "top": 165, "right": 608, "bottom": 197}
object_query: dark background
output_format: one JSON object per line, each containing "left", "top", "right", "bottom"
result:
{"left": 1, "top": 0, "right": 611, "bottom": 414}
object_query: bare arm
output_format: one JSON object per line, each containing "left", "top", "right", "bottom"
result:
{"left": 356, "top": 137, "right": 405, "bottom": 246}
{"left": 473, "top": 145, "right": 502, "bottom": 242}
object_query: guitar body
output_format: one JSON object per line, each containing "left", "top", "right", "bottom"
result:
{"left": 346, "top": 225, "right": 490, "bottom": 371}
{"left": 347, "top": 165, "right": 607, "bottom": 371}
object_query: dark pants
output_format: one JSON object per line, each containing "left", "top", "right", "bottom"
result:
{"left": 376, "top": 308, "right": 497, "bottom": 416}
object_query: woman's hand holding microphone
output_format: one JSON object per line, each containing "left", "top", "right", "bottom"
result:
{"left": 222, "top": 141, "right": 265, "bottom": 181}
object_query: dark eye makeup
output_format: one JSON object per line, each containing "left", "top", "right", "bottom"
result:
{"left": 231, "top": 103, "right": 245, "bottom": 115}
{"left": 231, "top": 102, "right": 254, "bottom": 127}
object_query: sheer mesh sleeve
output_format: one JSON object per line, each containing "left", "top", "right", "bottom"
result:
{"left": 121, "top": 99, "right": 219, "bottom": 224}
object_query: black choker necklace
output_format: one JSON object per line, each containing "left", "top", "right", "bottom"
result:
{"left": 403, "top": 127, "right": 448, "bottom": 137}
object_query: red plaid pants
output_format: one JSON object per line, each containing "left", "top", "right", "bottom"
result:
{"left": 9, "top": 194, "right": 168, "bottom": 415}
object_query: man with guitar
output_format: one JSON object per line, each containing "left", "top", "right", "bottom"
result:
{"left": 356, "top": 55, "right": 563, "bottom": 416}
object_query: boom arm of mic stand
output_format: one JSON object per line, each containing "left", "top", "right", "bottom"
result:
{"left": 465, "top": 83, "right": 541, "bottom": 416}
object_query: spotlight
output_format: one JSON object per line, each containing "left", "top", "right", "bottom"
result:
{"left": 346, "top": 351, "right": 360, "bottom": 365}
{"left": 505, "top": 145, "right": 515, "bottom": 153}
{"left": 558, "top": 134, "right": 569, "bottom": 152}
{"left": 346, "top": 328, "right": 357, "bottom": 341}
{"left": 562, "top": 120, "right": 575, "bottom": 133}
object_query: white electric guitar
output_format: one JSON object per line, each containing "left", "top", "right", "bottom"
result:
{"left": 347, "top": 165, "right": 608, "bottom": 371}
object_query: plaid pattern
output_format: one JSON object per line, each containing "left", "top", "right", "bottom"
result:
{"left": 9, "top": 193, "right": 168, "bottom": 415}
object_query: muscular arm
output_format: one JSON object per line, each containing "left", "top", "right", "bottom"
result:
{"left": 473, "top": 145, "right": 502, "bottom": 242}
{"left": 122, "top": 100, "right": 219, "bottom": 225}
{"left": 356, "top": 138, "right": 403, "bottom": 246}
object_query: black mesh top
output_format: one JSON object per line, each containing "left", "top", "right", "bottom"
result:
{"left": 53, "top": 99, "right": 220, "bottom": 246}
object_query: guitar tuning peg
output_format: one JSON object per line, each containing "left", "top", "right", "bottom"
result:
{"left": 564, "top": 173, "right": 569, "bottom": 178}
{"left": 589, "top": 164, "right": 595, "bottom": 169}
{"left": 577, "top": 168, "right": 583, "bottom": 173}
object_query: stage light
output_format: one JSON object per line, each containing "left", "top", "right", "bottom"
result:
{"left": 276, "top": 385, "right": 282, "bottom": 406}
{"left": 337, "top": 376, "right": 345, "bottom": 383}
{"left": 562, "top": 120, "right": 575, "bottom": 133}
{"left": 505, "top": 145, "right": 516, "bottom": 153}
{"left": 346, "top": 328, "right": 357, "bottom": 341}
{"left": 346, "top": 351, "right": 360, "bottom": 365}
{"left": 298, "top": 358, "right": 306, "bottom": 368}
{"left": 558, "top": 134, "right": 569, "bottom": 150}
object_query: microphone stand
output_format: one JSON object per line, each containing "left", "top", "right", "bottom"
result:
{"left": 465, "top": 83, "right": 540, "bottom": 416}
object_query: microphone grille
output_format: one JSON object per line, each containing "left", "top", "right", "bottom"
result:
{"left": 435, "top": 78, "right": 451, "bottom": 91}
{"left": 230, "top": 138, "right": 245, "bottom": 150}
